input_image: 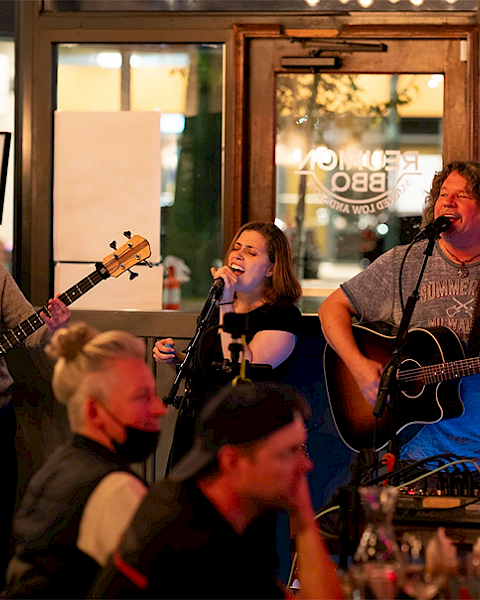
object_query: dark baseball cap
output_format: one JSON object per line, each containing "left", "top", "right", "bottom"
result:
{"left": 168, "top": 381, "right": 311, "bottom": 483}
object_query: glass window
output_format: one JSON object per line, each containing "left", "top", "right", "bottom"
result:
{"left": 0, "top": 40, "right": 14, "bottom": 273}
{"left": 275, "top": 73, "right": 443, "bottom": 313}
{"left": 56, "top": 43, "right": 223, "bottom": 311}
{"left": 45, "top": 0, "right": 477, "bottom": 12}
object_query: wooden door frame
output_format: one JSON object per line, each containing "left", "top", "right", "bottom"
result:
{"left": 16, "top": 1, "right": 236, "bottom": 302}
{"left": 233, "top": 24, "right": 479, "bottom": 224}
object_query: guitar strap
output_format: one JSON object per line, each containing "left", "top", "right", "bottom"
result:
{"left": 468, "top": 278, "right": 480, "bottom": 357}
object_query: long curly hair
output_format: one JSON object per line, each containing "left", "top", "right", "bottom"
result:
{"left": 422, "top": 161, "right": 480, "bottom": 227}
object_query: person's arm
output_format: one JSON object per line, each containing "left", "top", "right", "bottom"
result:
{"left": 218, "top": 300, "right": 299, "bottom": 369}
{"left": 77, "top": 472, "right": 148, "bottom": 567}
{"left": 89, "top": 556, "right": 145, "bottom": 599}
{"left": 319, "top": 288, "right": 383, "bottom": 407}
{"left": 153, "top": 337, "right": 186, "bottom": 369}
{"left": 219, "top": 319, "right": 296, "bottom": 369}
{"left": 290, "top": 475, "right": 343, "bottom": 599}
{"left": 0, "top": 268, "right": 41, "bottom": 346}
{"left": 89, "top": 481, "right": 178, "bottom": 599}
{"left": 0, "top": 266, "right": 70, "bottom": 348}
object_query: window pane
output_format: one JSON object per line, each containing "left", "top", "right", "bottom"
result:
{"left": 45, "top": 0, "right": 477, "bottom": 12}
{"left": 0, "top": 40, "right": 14, "bottom": 273}
{"left": 56, "top": 43, "right": 223, "bottom": 311}
{"left": 275, "top": 73, "right": 443, "bottom": 314}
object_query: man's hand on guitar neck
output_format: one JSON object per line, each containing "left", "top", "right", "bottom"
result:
{"left": 40, "top": 296, "right": 71, "bottom": 335}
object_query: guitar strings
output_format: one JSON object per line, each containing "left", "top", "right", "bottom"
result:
{"left": 0, "top": 270, "right": 105, "bottom": 354}
{"left": 0, "top": 246, "right": 145, "bottom": 355}
{"left": 396, "top": 357, "right": 480, "bottom": 389}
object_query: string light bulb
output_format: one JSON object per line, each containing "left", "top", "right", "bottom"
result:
{"left": 302, "top": 0, "right": 460, "bottom": 6}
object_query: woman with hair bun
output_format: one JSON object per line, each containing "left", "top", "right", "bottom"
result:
{"left": 154, "top": 221, "right": 303, "bottom": 469}
{"left": 4, "top": 323, "right": 166, "bottom": 599}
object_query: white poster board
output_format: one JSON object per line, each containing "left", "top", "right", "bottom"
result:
{"left": 53, "top": 111, "right": 161, "bottom": 263}
{"left": 53, "top": 111, "right": 162, "bottom": 310}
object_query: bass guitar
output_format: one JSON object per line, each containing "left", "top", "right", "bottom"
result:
{"left": 0, "top": 233, "right": 151, "bottom": 356}
{"left": 323, "top": 322, "right": 469, "bottom": 452}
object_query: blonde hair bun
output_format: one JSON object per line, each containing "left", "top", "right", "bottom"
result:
{"left": 46, "top": 322, "right": 98, "bottom": 363}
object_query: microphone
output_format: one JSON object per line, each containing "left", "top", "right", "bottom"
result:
{"left": 208, "top": 266, "right": 234, "bottom": 300}
{"left": 211, "top": 277, "right": 225, "bottom": 297}
{"left": 413, "top": 216, "right": 451, "bottom": 241}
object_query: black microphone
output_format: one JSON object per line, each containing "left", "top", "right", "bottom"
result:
{"left": 208, "top": 266, "right": 236, "bottom": 301}
{"left": 413, "top": 215, "right": 451, "bottom": 241}
{"left": 208, "top": 266, "right": 235, "bottom": 300}
{"left": 211, "top": 277, "right": 225, "bottom": 296}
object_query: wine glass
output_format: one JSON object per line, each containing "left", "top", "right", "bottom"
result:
{"left": 353, "top": 563, "right": 402, "bottom": 600}
{"left": 402, "top": 564, "right": 446, "bottom": 600}
{"left": 349, "top": 486, "right": 404, "bottom": 599}
{"left": 400, "top": 533, "right": 446, "bottom": 600}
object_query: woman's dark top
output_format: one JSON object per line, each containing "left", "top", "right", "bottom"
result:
{"left": 168, "top": 301, "right": 302, "bottom": 469}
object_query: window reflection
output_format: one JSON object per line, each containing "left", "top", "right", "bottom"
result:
{"left": 45, "top": 0, "right": 477, "bottom": 11}
{"left": 56, "top": 43, "right": 223, "bottom": 311}
{"left": 0, "top": 41, "right": 14, "bottom": 273}
{"left": 275, "top": 73, "right": 443, "bottom": 313}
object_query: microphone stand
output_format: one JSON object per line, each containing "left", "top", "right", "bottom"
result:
{"left": 163, "top": 283, "right": 222, "bottom": 408}
{"left": 333, "top": 233, "right": 444, "bottom": 567}
{"left": 372, "top": 234, "right": 438, "bottom": 458}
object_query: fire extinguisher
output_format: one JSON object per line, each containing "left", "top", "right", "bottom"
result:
{"left": 164, "top": 265, "right": 181, "bottom": 310}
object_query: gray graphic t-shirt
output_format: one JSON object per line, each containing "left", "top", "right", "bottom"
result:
{"left": 341, "top": 240, "right": 480, "bottom": 465}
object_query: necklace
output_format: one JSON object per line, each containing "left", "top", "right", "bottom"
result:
{"left": 442, "top": 244, "right": 480, "bottom": 278}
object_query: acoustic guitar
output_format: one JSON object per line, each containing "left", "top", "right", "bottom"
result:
{"left": 323, "top": 322, "right": 470, "bottom": 452}
{"left": 0, "top": 233, "right": 151, "bottom": 356}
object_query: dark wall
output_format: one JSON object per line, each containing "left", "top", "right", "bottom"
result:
{"left": 0, "top": 1, "right": 14, "bottom": 37}
{"left": 282, "top": 315, "right": 355, "bottom": 510}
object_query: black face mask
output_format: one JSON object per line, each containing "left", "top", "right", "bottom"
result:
{"left": 112, "top": 426, "right": 160, "bottom": 463}
{"left": 94, "top": 398, "right": 160, "bottom": 463}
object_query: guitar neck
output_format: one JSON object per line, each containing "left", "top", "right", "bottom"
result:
{"left": 0, "top": 263, "right": 109, "bottom": 355}
{"left": 400, "top": 356, "right": 480, "bottom": 386}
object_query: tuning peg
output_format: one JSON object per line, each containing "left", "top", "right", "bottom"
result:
{"left": 123, "top": 231, "right": 132, "bottom": 239}
{"left": 109, "top": 241, "right": 117, "bottom": 250}
{"left": 128, "top": 270, "right": 139, "bottom": 280}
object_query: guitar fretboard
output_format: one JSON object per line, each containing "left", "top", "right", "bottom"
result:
{"left": 0, "top": 264, "right": 109, "bottom": 355}
{"left": 398, "top": 356, "right": 480, "bottom": 386}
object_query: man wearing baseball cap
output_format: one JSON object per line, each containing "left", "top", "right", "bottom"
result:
{"left": 90, "top": 381, "right": 342, "bottom": 599}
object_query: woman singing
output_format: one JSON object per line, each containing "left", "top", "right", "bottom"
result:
{"left": 153, "top": 221, "right": 303, "bottom": 467}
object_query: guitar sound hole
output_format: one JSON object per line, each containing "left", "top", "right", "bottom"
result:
{"left": 399, "top": 358, "right": 425, "bottom": 399}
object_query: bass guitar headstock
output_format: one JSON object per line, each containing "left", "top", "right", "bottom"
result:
{"left": 102, "top": 231, "right": 152, "bottom": 279}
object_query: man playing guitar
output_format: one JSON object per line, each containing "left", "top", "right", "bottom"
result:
{"left": 319, "top": 161, "right": 480, "bottom": 464}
